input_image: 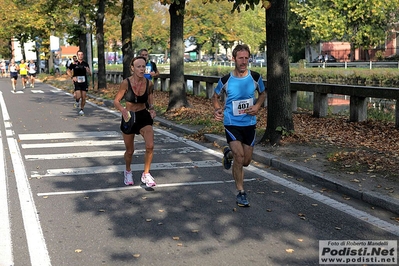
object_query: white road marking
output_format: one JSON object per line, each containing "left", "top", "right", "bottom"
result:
{"left": 0, "top": 91, "right": 51, "bottom": 265}
{"left": 25, "top": 147, "right": 202, "bottom": 160}
{"left": 20, "top": 137, "right": 177, "bottom": 149}
{"left": 0, "top": 95, "right": 13, "bottom": 266}
{"left": 31, "top": 160, "right": 219, "bottom": 178}
{"left": 21, "top": 140, "right": 125, "bottom": 149}
{"left": 31, "top": 90, "right": 44, "bottom": 93}
{"left": 37, "top": 179, "right": 257, "bottom": 197}
{"left": 19, "top": 131, "right": 121, "bottom": 140}
{"left": 247, "top": 165, "right": 399, "bottom": 237}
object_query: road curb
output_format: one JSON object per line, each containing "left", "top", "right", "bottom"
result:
{"left": 153, "top": 116, "right": 399, "bottom": 215}
{"left": 203, "top": 133, "right": 399, "bottom": 215}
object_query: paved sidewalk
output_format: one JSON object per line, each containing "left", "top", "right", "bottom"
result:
{"left": 155, "top": 116, "right": 399, "bottom": 216}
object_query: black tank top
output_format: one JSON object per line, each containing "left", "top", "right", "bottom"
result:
{"left": 124, "top": 78, "right": 149, "bottom": 103}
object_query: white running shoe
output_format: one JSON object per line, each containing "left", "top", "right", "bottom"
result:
{"left": 141, "top": 172, "right": 156, "bottom": 187}
{"left": 78, "top": 110, "right": 84, "bottom": 116}
{"left": 74, "top": 101, "right": 80, "bottom": 108}
{"left": 124, "top": 170, "right": 133, "bottom": 186}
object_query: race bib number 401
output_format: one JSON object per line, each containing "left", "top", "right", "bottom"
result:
{"left": 77, "top": 76, "right": 86, "bottom": 83}
{"left": 232, "top": 98, "right": 253, "bottom": 116}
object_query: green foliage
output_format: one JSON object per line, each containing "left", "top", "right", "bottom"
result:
{"left": 291, "top": 0, "right": 399, "bottom": 51}
{"left": 275, "top": 126, "right": 294, "bottom": 137}
{"left": 367, "top": 102, "right": 395, "bottom": 122}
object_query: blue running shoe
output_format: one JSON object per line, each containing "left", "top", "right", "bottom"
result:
{"left": 236, "top": 192, "right": 250, "bottom": 207}
{"left": 222, "top": 146, "right": 232, "bottom": 170}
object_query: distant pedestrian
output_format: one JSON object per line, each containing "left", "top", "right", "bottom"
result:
{"left": 65, "top": 57, "right": 72, "bottom": 68}
{"left": 67, "top": 51, "right": 91, "bottom": 116}
{"left": 212, "top": 44, "right": 266, "bottom": 207}
{"left": 0, "top": 60, "right": 6, "bottom": 78}
{"left": 113, "top": 56, "right": 157, "bottom": 188}
{"left": 324, "top": 53, "right": 329, "bottom": 62}
{"left": 138, "top": 49, "right": 159, "bottom": 81}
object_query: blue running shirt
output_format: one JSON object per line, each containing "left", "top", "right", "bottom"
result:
{"left": 214, "top": 71, "right": 265, "bottom": 126}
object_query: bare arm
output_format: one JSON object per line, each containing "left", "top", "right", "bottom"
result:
{"left": 113, "top": 80, "right": 130, "bottom": 121}
{"left": 147, "top": 81, "right": 156, "bottom": 119}
{"left": 246, "top": 91, "right": 266, "bottom": 116}
{"left": 212, "top": 92, "right": 223, "bottom": 122}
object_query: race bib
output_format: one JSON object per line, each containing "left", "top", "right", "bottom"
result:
{"left": 232, "top": 98, "right": 253, "bottom": 116}
{"left": 77, "top": 76, "right": 85, "bottom": 83}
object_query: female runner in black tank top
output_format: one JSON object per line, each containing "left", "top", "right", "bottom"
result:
{"left": 113, "top": 56, "right": 157, "bottom": 188}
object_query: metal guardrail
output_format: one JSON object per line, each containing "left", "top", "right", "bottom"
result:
{"left": 199, "top": 60, "right": 399, "bottom": 69}
{"left": 304, "top": 61, "right": 399, "bottom": 69}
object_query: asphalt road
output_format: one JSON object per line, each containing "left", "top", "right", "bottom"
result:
{"left": 0, "top": 78, "right": 398, "bottom": 266}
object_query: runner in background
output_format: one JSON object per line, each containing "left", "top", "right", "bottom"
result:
{"left": 138, "top": 48, "right": 159, "bottom": 81}
{"left": 28, "top": 59, "right": 37, "bottom": 88}
{"left": 67, "top": 51, "right": 91, "bottom": 116}
{"left": 9, "top": 59, "right": 19, "bottom": 92}
{"left": 19, "top": 59, "right": 28, "bottom": 89}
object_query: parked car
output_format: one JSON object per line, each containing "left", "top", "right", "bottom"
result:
{"left": 184, "top": 57, "right": 196, "bottom": 63}
{"left": 311, "top": 55, "right": 337, "bottom": 63}
{"left": 384, "top": 54, "right": 399, "bottom": 61}
{"left": 40, "top": 60, "right": 60, "bottom": 74}
{"left": 254, "top": 56, "right": 266, "bottom": 65}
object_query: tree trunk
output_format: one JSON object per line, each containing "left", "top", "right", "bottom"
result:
{"left": 78, "top": 6, "right": 87, "bottom": 59}
{"left": 121, "top": 0, "right": 134, "bottom": 79}
{"left": 350, "top": 42, "right": 355, "bottom": 61}
{"left": 95, "top": 0, "right": 106, "bottom": 90}
{"left": 167, "top": 1, "right": 190, "bottom": 111}
{"left": 20, "top": 42, "right": 26, "bottom": 61}
{"left": 260, "top": 0, "right": 294, "bottom": 145}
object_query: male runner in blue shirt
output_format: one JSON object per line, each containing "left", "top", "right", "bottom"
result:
{"left": 213, "top": 44, "right": 266, "bottom": 207}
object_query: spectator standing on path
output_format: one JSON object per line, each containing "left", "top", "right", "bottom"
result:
{"left": 324, "top": 52, "right": 329, "bottom": 62}
{"left": 113, "top": 56, "right": 157, "bottom": 188}
{"left": 65, "top": 57, "right": 72, "bottom": 68}
{"left": 28, "top": 59, "right": 37, "bottom": 88}
{"left": 67, "top": 50, "right": 91, "bottom": 116}
{"left": 212, "top": 44, "right": 266, "bottom": 207}
{"left": 0, "top": 60, "right": 6, "bottom": 78}
{"left": 138, "top": 49, "right": 160, "bottom": 81}
{"left": 9, "top": 59, "right": 19, "bottom": 92}
{"left": 19, "top": 59, "right": 28, "bottom": 89}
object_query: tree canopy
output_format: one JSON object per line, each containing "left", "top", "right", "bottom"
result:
{"left": 291, "top": 0, "right": 399, "bottom": 57}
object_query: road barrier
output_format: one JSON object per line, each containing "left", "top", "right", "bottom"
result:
{"left": 93, "top": 71, "right": 399, "bottom": 128}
